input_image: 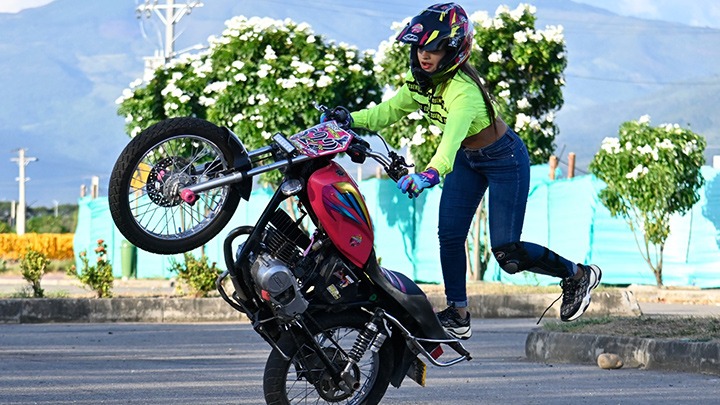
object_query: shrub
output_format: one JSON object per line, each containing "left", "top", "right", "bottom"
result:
{"left": 67, "top": 239, "right": 114, "bottom": 298}
{"left": 169, "top": 253, "right": 221, "bottom": 297}
{"left": 20, "top": 249, "right": 50, "bottom": 298}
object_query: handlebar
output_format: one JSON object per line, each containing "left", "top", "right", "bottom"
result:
{"left": 181, "top": 105, "right": 412, "bottom": 198}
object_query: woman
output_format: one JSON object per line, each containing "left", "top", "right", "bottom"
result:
{"left": 348, "top": 3, "right": 601, "bottom": 339}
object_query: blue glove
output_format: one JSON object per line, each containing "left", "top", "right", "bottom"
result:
{"left": 320, "top": 106, "right": 353, "bottom": 128}
{"left": 397, "top": 168, "right": 440, "bottom": 198}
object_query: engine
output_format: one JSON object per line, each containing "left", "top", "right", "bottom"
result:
{"left": 250, "top": 209, "right": 311, "bottom": 320}
{"left": 249, "top": 208, "right": 362, "bottom": 319}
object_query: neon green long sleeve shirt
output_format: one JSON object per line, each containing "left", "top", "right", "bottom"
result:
{"left": 351, "top": 70, "right": 493, "bottom": 176}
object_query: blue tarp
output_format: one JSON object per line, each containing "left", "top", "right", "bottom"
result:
{"left": 74, "top": 165, "right": 720, "bottom": 287}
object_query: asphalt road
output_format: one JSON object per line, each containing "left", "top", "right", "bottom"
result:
{"left": 1, "top": 319, "right": 719, "bottom": 405}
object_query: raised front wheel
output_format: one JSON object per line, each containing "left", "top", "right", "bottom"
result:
{"left": 109, "top": 117, "right": 241, "bottom": 254}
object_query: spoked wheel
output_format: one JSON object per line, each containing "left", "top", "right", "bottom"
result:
{"left": 264, "top": 312, "right": 394, "bottom": 405}
{"left": 109, "top": 117, "right": 241, "bottom": 254}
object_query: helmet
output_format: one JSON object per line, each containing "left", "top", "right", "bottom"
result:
{"left": 396, "top": 3, "right": 473, "bottom": 87}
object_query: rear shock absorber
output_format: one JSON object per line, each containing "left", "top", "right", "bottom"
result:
{"left": 339, "top": 314, "right": 385, "bottom": 392}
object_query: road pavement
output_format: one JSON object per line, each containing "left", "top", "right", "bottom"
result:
{"left": 1, "top": 319, "right": 719, "bottom": 405}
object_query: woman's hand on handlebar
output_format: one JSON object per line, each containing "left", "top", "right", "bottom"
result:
{"left": 320, "top": 106, "right": 354, "bottom": 129}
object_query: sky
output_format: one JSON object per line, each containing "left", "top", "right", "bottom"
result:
{"left": 2, "top": 0, "right": 720, "bottom": 28}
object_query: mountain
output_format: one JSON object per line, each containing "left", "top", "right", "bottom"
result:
{"left": 1, "top": 0, "right": 719, "bottom": 206}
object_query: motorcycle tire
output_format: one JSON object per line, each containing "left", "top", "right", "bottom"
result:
{"left": 263, "top": 311, "right": 394, "bottom": 405}
{"left": 109, "top": 117, "right": 241, "bottom": 254}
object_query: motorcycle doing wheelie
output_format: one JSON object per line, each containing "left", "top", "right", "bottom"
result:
{"left": 108, "top": 105, "right": 471, "bottom": 404}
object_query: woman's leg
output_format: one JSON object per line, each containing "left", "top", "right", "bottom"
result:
{"left": 438, "top": 149, "right": 488, "bottom": 308}
{"left": 478, "top": 130, "right": 575, "bottom": 278}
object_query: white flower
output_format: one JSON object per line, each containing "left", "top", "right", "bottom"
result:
{"left": 115, "top": 88, "right": 134, "bottom": 104}
{"left": 514, "top": 31, "right": 528, "bottom": 43}
{"left": 131, "top": 126, "right": 142, "bottom": 137}
{"left": 264, "top": 45, "right": 277, "bottom": 60}
{"left": 232, "top": 113, "right": 245, "bottom": 123}
{"left": 656, "top": 139, "right": 674, "bottom": 150}
{"left": 488, "top": 51, "right": 502, "bottom": 63}
{"left": 515, "top": 113, "right": 531, "bottom": 130}
{"left": 124, "top": 114, "right": 133, "bottom": 123}
{"left": 256, "top": 93, "right": 269, "bottom": 105}
{"left": 428, "top": 125, "right": 442, "bottom": 136}
{"left": 541, "top": 25, "right": 564, "bottom": 43}
{"left": 683, "top": 140, "right": 698, "bottom": 155}
{"left": 234, "top": 73, "right": 247, "bottom": 82}
{"left": 306, "top": 35, "right": 316, "bottom": 44}
{"left": 499, "top": 89, "right": 511, "bottom": 98}
{"left": 291, "top": 60, "right": 315, "bottom": 75}
{"left": 636, "top": 144, "right": 659, "bottom": 160}
{"left": 316, "top": 75, "right": 333, "bottom": 88}
{"left": 601, "top": 137, "right": 621, "bottom": 154}
{"left": 179, "top": 95, "right": 190, "bottom": 103}
{"left": 410, "top": 126, "right": 427, "bottom": 146}
{"left": 204, "top": 81, "right": 230, "bottom": 94}
{"left": 348, "top": 64, "right": 362, "bottom": 73}
{"left": 257, "top": 63, "right": 273, "bottom": 78}
{"left": 407, "top": 111, "right": 424, "bottom": 121}
{"left": 638, "top": 114, "right": 651, "bottom": 124}
{"left": 198, "top": 96, "right": 217, "bottom": 106}
{"left": 324, "top": 65, "right": 338, "bottom": 74}
{"left": 129, "top": 78, "right": 143, "bottom": 88}
{"left": 231, "top": 60, "right": 245, "bottom": 70}
{"left": 517, "top": 98, "right": 530, "bottom": 109}
{"left": 626, "top": 164, "right": 649, "bottom": 180}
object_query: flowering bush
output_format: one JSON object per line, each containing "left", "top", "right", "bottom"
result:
{"left": 67, "top": 239, "right": 114, "bottom": 298}
{"left": 375, "top": 3, "right": 567, "bottom": 168}
{"left": 117, "top": 16, "right": 382, "bottom": 180}
{"left": 589, "top": 115, "right": 706, "bottom": 286}
{"left": 20, "top": 249, "right": 50, "bottom": 298}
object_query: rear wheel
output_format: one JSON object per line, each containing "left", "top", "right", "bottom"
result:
{"left": 109, "top": 117, "right": 241, "bottom": 254}
{"left": 263, "top": 312, "right": 394, "bottom": 405}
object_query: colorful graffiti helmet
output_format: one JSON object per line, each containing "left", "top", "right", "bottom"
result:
{"left": 396, "top": 3, "right": 473, "bottom": 84}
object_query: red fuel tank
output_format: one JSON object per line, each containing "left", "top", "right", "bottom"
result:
{"left": 306, "top": 162, "right": 373, "bottom": 268}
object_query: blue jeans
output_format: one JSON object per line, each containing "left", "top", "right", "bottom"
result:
{"left": 438, "top": 128, "right": 575, "bottom": 308}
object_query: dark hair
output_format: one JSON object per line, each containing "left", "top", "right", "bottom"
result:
{"left": 459, "top": 63, "right": 497, "bottom": 129}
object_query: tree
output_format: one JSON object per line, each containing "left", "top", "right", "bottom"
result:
{"left": 589, "top": 115, "right": 706, "bottom": 287}
{"left": 374, "top": 4, "right": 567, "bottom": 280}
{"left": 116, "top": 16, "right": 382, "bottom": 160}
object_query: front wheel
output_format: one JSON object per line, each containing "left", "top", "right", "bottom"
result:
{"left": 263, "top": 311, "right": 394, "bottom": 405}
{"left": 109, "top": 117, "right": 241, "bottom": 254}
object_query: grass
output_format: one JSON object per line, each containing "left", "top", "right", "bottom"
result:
{"left": 544, "top": 316, "right": 720, "bottom": 342}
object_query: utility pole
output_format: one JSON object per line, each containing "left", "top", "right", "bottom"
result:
{"left": 11, "top": 148, "right": 37, "bottom": 235}
{"left": 136, "top": 0, "right": 204, "bottom": 70}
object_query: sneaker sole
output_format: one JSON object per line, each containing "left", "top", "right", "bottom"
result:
{"left": 445, "top": 325, "right": 472, "bottom": 340}
{"left": 565, "top": 265, "right": 602, "bottom": 322}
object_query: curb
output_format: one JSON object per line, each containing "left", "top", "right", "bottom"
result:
{"left": 526, "top": 329, "right": 720, "bottom": 376}
{"left": 0, "top": 290, "right": 639, "bottom": 324}
{"left": 427, "top": 290, "right": 642, "bottom": 319}
{"left": 0, "top": 297, "right": 248, "bottom": 324}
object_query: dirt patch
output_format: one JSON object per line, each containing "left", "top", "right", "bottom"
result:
{"left": 543, "top": 316, "right": 720, "bottom": 342}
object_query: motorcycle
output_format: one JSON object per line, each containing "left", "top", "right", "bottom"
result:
{"left": 108, "top": 105, "right": 471, "bottom": 404}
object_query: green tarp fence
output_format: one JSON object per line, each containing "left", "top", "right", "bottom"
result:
{"left": 74, "top": 165, "right": 720, "bottom": 287}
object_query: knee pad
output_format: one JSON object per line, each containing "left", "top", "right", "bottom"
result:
{"left": 492, "top": 242, "right": 530, "bottom": 274}
{"left": 492, "top": 242, "right": 570, "bottom": 278}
